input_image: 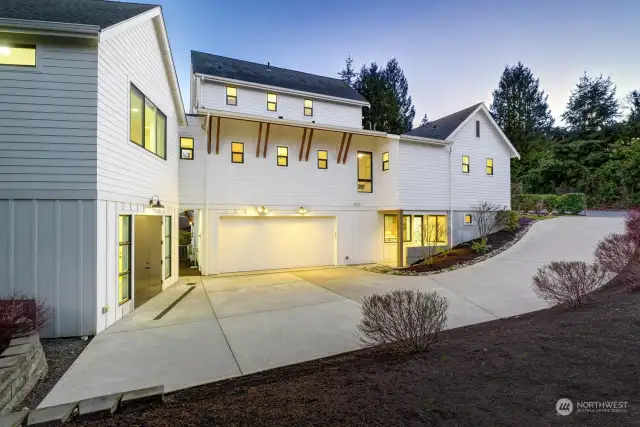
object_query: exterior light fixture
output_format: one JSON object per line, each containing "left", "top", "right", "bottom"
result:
{"left": 149, "top": 195, "right": 164, "bottom": 209}
{"left": 297, "top": 206, "right": 307, "bottom": 215}
{"left": 257, "top": 206, "right": 268, "bottom": 215}
{"left": 357, "top": 152, "right": 364, "bottom": 158}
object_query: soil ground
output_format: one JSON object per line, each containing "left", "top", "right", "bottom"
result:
{"left": 71, "top": 279, "right": 639, "bottom": 427}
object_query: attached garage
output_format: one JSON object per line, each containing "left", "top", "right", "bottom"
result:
{"left": 218, "top": 216, "right": 336, "bottom": 273}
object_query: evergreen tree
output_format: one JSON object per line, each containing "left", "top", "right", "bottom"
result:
{"left": 561, "top": 73, "right": 619, "bottom": 134}
{"left": 490, "top": 62, "right": 554, "bottom": 145}
{"left": 382, "top": 58, "right": 415, "bottom": 133}
{"left": 353, "top": 62, "right": 400, "bottom": 133}
{"left": 420, "top": 113, "right": 429, "bottom": 126}
{"left": 338, "top": 55, "right": 357, "bottom": 87}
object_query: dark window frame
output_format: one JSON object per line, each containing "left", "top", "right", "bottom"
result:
{"left": 382, "top": 152, "right": 389, "bottom": 171}
{"left": 231, "top": 142, "right": 244, "bottom": 163}
{"left": 464, "top": 214, "right": 473, "bottom": 225}
{"left": 226, "top": 86, "right": 237, "bottom": 106}
{"left": 267, "top": 93, "right": 277, "bottom": 111}
{"left": 129, "top": 83, "right": 167, "bottom": 160}
{"left": 383, "top": 214, "right": 412, "bottom": 243}
{"left": 317, "top": 150, "right": 328, "bottom": 169}
{"left": 164, "top": 216, "right": 172, "bottom": 279}
{"left": 277, "top": 146, "right": 288, "bottom": 167}
{"left": 0, "top": 44, "right": 37, "bottom": 68}
{"left": 486, "top": 158, "right": 494, "bottom": 175}
{"left": 118, "top": 215, "right": 131, "bottom": 305}
{"left": 304, "top": 99, "right": 313, "bottom": 116}
{"left": 476, "top": 120, "right": 480, "bottom": 137}
{"left": 180, "top": 137, "right": 194, "bottom": 160}
{"left": 462, "top": 155, "right": 470, "bottom": 174}
{"left": 357, "top": 151, "right": 373, "bottom": 193}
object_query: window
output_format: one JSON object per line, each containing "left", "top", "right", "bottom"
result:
{"left": 226, "top": 86, "right": 237, "bottom": 105}
{"left": 462, "top": 155, "right": 470, "bottom": 173}
{"left": 277, "top": 146, "right": 288, "bottom": 166}
{"left": 164, "top": 216, "right": 172, "bottom": 279}
{"left": 118, "top": 215, "right": 131, "bottom": 305}
{"left": 464, "top": 214, "right": 473, "bottom": 225}
{"left": 382, "top": 152, "right": 389, "bottom": 171}
{"left": 426, "top": 215, "right": 447, "bottom": 243}
{"left": 129, "top": 84, "right": 167, "bottom": 159}
{"left": 0, "top": 44, "right": 36, "bottom": 67}
{"left": 231, "top": 142, "right": 244, "bottom": 163}
{"left": 476, "top": 120, "right": 480, "bottom": 137}
{"left": 317, "top": 150, "right": 328, "bottom": 169}
{"left": 383, "top": 215, "right": 412, "bottom": 243}
{"left": 414, "top": 216, "right": 423, "bottom": 244}
{"left": 486, "top": 158, "right": 494, "bottom": 175}
{"left": 357, "top": 151, "right": 373, "bottom": 193}
{"left": 267, "top": 93, "right": 277, "bottom": 111}
{"left": 304, "top": 99, "right": 313, "bottom": 116}
{"left": 180, "top": 137, "right": 194, "bottom": 160}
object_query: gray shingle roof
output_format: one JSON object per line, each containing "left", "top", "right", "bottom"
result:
{"left": 405, "top": 103, "right": 483, "bottom": 140}
{"left": 0, "top": 0, "right": 158, "bottom": 29}
{"left": 191, "top": 51, "right": 368, "bottom": 103}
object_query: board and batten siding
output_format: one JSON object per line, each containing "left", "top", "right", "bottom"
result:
{"left": 178, "top": 116, "right": 207, "bottom": 207}
{"left": 97, "top": 17, "right": 180, "bottom": 206}
{"left": 201, "top": 81, "right": 363, "bottom": 129}
{"left": 0, "top": 36, "right": 98, "bottom": 200}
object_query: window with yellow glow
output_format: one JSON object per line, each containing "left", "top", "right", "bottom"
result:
{"left": 382, "top": 152, "right": 389, "bottom": 171}
{"left": 226, "top": 86, "right": 237, "bottom": 105}
{"left": 164, "top": 216, "right": 172, "bottom": 279}
{"left": 462, "top": 155, "right": 470, "bottom": 173}
{"left": 426, "top": 215, "right": 447, "bottom": 243}
{"left": 267, "top": 93, "right": 277, "bottom": 111}
{"left": 304, "top": 99, "right": 313, "bottom": 116}
{"left": 129, "top": 84, "right": 166, "bottom": 159}
{"left": 464, "top": 214, "right": 473, "bottom": 224}
{"left": 118, "top": 215, "right": 131, "bottom": 304}
{"left": 357, "top": 151, "right": 373, "bottom": 193}
{"left": 384, "top": 214, "right": 411, "bottom": 243}
{"left": 317, "top": 150, "right": 327, "bottom": 169}
{"left": 180, "top": 137, "right": 194, "bottom": 159}
{"left": 0, "top": 45, "right": 36, "bottom": 67}
{"left": 486, "top": 158, "right": 494, "bottom": 175}
{"left": 231, "top": 142, "right": 244, "bottom": 163}
{"left": 130, "top": 87, "right": 143, "bottom": 146}
{"left": 277, "top": 146, "right": 288, "bottom": 166}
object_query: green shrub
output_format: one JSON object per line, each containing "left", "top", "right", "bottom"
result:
{"left": 513, "top": 194, "right": 538, "bottom": 212}
{"left": 496, "top": 210, "right": 519, "bottom": 232}
{"left": 471, "top": 238, "right": 489, "bottom": 253}
{"left": 543, "top": 194, "right": 560, "bottom": 213}
{"left": 558, "top": 193, "right": 586, "bottom": 214}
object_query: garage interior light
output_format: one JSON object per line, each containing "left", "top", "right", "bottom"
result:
{"left": 297, "top": 206, "right": 307, "bottom": 215}
{"left": 257, "top": 206, "right": 268, "bottom": 215}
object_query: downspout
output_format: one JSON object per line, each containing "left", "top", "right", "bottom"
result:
{"left": 448, "top": 144, "right": 453, "bottom": 248}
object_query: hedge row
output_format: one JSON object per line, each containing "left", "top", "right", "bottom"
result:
{"left": 512, "top": 193, "right": 586, "bottom": 215}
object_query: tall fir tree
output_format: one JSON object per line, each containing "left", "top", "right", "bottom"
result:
{"left": 338, "top": 55, "right": 357, "bottom": 87}
{"left": 490, "top": 62, "right": 554, "bottom": 145}
{"left": 382, "top": 58, "right": 415, "bottom": 133}
{"left": 353, "top": 62, "right": 400, "bottom": 133}
{"left": 420, "top": 113, "right": 429, "bottom": 126}
{"left": 624, "top": 90, "right": 640, "bottom": 137}
{"left": 561, "top": 73, "right": 619, "bottom": 134}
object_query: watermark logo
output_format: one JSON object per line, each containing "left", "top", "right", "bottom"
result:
{"left": 556, "top": 398, "right": 574, "bottom": 416}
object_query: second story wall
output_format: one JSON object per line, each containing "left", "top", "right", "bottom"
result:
{"left": 200, "top": 81, "right": 363, "bottom": 129}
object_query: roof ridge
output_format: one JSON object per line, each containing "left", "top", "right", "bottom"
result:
{"left": 425, "top": 102, "right": 482, "bottom": 126}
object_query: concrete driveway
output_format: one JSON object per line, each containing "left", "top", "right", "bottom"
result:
{"left": 40, "top": 216, "right": 623, "bottom": 408}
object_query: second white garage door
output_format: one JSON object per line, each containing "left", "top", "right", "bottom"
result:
{"left": 218, "top": 216, "right": 336, "bottom": 273}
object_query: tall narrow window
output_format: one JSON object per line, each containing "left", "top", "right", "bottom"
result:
{"left": 462, "top": 155, "right": 470, "bottom": 173}
{"left": 0, "top": 44, "right": 36, "bottom": 67}
{"left": 382, "top": 152, "right": 389, "bottom": 171}
{"left": 414, "top": 215, "right": 423, "bottom": 245}
{"left": 486, "top": 158, "right": 494, "bottom": 175}
{"left": 476, "top": 120, "right": 480, "bottom": 137}
{"left": 226, "top": 86, "right": 237, "bottom": 105}
{"left": 317, "top": 150, "right": 328, "bottom": 169}
{"left": 267, "top": 93, "right": 277, "bottom": 111}
{"left": 231, "top": 142, "right": 244, "bottom": 163}
{"left": 118, "top": 215, "right": 131, "bottom": 304}
{"left": 144, "top": 99, "right": 157, "bottom": 153}
{"left": 357, "top": 151, "right": 373, "bottom": 193}
{"left": 130, "top": 86, "right": 144, "bottom": 146}
{"left": 164, "top": 216, "right": 172, "bottom": 279}
{"left": 157, "top": 111, "right": 166, "bottom": 159}
{"left": 304, "top": 99, "right": 313, "bottom": 116}
{"left": 277, "top": 146, "right": 288, "bottom": 166}
{"left": 129, "top": 84, "right": 167, "bottom": 159}
{"left": 180, "top": 137, "right": 194, "bottom": 159}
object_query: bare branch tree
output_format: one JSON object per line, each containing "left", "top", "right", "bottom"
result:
{"left": 415, "top": 219, "right": 447, "bottom": 264}
{"left": 470, "top": 201, "right": 502, "bottom": 239}
{"left": 0, "top": 291, "right": 53, "bottom": 348}
{"left": 532, "top": 261, "right": 608, "bottom": 307}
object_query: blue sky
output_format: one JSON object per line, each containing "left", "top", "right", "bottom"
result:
{"left": 147, "top": 0, "right": 639, "bottom": 126}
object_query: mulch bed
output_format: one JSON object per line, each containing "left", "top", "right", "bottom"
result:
{"left": 72, "top": 280, "right": 639, "bottom": 427}
{"left": 19, "top": 338, "right": 89, "bottom": 409}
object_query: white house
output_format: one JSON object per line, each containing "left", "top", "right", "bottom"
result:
{"left": 0, "top": 0, "right": 519, "bottom": 338}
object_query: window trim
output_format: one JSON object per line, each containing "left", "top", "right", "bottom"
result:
{"left": 357, "top": 151, "right": 373, "bottom": 193}
{"left": 317, "top": 150, "right": 328, "bottom": 169}
{"left": 180, "top": 137, "right": 194, "bottom": 160}
{"left": 267, "top": 92, "right": 277, "bottom": 112}
{"left": 226, "top": 86, "right": 237, "bottom": 106}
{"left": 231, "top": 141, "right": 244, "bottom": 163}
{"left": 304, "top": 99, "right": 313, "bottom": 116}
{"left": 476, "top": 120, "right": 480, "bottom": 137}
{"left": 464, "top": 214, "right": 473, "bottom": 225}
{"left": 462, "top": 155, "right": 470, "bottom": 174}
{"left": 129, "top": 83, "right": 167, "bottom": 160}
{"left": 118, "top": 215, "right": 131, "bottom": 305}
{"left": 164, "top": 216, "right": 172, "bottom": 280}
{"left": 486, "top": 158, "right": 494, "bottom": 175}
{"left": 382, "top": 152, "right": 389, "bottom": 171}
{"left": 277, "top": 146, "right": 288, "bottom": 167}
{"left": 0, "top": 44, "right": 37, "bottom": 68}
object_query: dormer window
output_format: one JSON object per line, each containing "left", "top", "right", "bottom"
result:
{"left": 267, "top": 93, "right": 277, "bottom": 111}
{"left": 304, "top": 99, "right": 313, "bottom": 116}
{"left": 0, "top": 44, "right": 36, "bottom": 67}
{"left": 226, "top": 86, "right": 237, "bottom": 105}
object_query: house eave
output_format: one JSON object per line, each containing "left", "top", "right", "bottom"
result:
{"left": 0, "top": 18, "right": 100, "bottom": 39}
{"left": 399, "top": 134, "right": 452, "bottom": 146}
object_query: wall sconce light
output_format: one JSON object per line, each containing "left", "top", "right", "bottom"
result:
{"left": 149, "top": 195, "right": 164, "bottom": 209}
{"left": 297, "top": 206, "right": 308, "bottom": 215}
{"left": 257, "top": 206, "right": 268, "bottom": 215}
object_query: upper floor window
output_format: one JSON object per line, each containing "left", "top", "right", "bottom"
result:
{"left": 486, "top": 158, "right": 494, "bottom": 175}
{"left": 180, "top": 137, "right": 194, "bottom": 160}
{"left": 382, "top": 152, "right": 389, "bottom": 171}
{"left": 267, "top": 93, "right": 277, "bottom": 111}
{"left": 231, "top": 142, "right": 244, "bottom": 163}
{"left": 357, "top": 151, "right": 373, "bottom": 193}
{"left": 226, "top": 86, "right": 237, "bottom": 106}
{"left": 0, "top": 44, "right": 36, "bottom": 67}
{"left": 304, "top": 99, "right": 313, "bottom": 116}
{"left": 130, "top": 84, "right": 166, "bottom": 159}
{"left": 476, "top": 120, "right": 480, "bottom": 137}
{"left": 462, "top": 155, "right": 470, "bottom": 173}
{"left": 318, "top": 150, "right": 328, "bottom": 169}
{"left": 277, "top": 146, "right": 288, "bottom": 166}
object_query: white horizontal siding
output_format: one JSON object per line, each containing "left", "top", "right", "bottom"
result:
{"left": 396, "top": 141, "right": 450, "bottom": 210}
{"left": 201, "top": 81, "right": 363, "bottom": 129}
{"left": 97, "top": 17, "right": 179, "bottom": 205}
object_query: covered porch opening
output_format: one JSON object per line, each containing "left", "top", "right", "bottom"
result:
{"left": 179, "top": 209, "right": 203, "bottom": 277}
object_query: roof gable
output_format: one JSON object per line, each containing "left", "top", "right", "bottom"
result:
{"left": 191, "top": 51, "right": 368, "bottom": 104}
{"left": 405, "top": 103, "right": 482, "bottom": 140}
{"left": 0, "top": 0, "right": 157, "bottom": 29}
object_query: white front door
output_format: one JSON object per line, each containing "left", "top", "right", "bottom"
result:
{"left": 218, "top": 216, "right": 336, "bottom": 273}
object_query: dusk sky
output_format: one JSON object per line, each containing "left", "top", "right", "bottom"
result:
{"left": 145, "top": 0, "right": 639, "bottom": 126}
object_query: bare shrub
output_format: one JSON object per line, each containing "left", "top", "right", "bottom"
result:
{"left": 415, "top": 219, "right": 447, "bottom": 264}
{"left": 470, "top": 201, "right": 502, "bottom": 239}
{"left": 626, "top": 208, "right": 640, "bottom": 245}
{"left": 357, "top": 289, "right": 449, "bottom": 352}
{"left": 595, "top": 232, "right": 640, "bottom": 290}
{"left": 532, "top": 261, "right": 608, "bottom": 308}
{"left": 0, "top": 291, "right": 53, "bottom": 347}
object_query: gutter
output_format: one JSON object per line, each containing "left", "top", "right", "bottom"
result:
{"left": 399, "top": 134, "right": 452, "bottom": 146}
{"left": 0, "top": 18, "right": 100, "bottom": 38}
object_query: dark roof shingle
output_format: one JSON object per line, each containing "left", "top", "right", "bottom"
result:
{"left": 405, "top": 103, "right": 483, "bottom": 140}
{"left": 0, "top": 0, "right": 157, "bottom": 29}
{"left": 191, "top": 51, "right": 367, "bottom": 103}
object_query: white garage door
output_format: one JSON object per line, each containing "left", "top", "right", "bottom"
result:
{"left": 218, "top": 216, "right": 336, "bottom": 273}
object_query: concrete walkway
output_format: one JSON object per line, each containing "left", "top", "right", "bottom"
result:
{"left": 39, "top": 216, "right": 623, "bottom": 408}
